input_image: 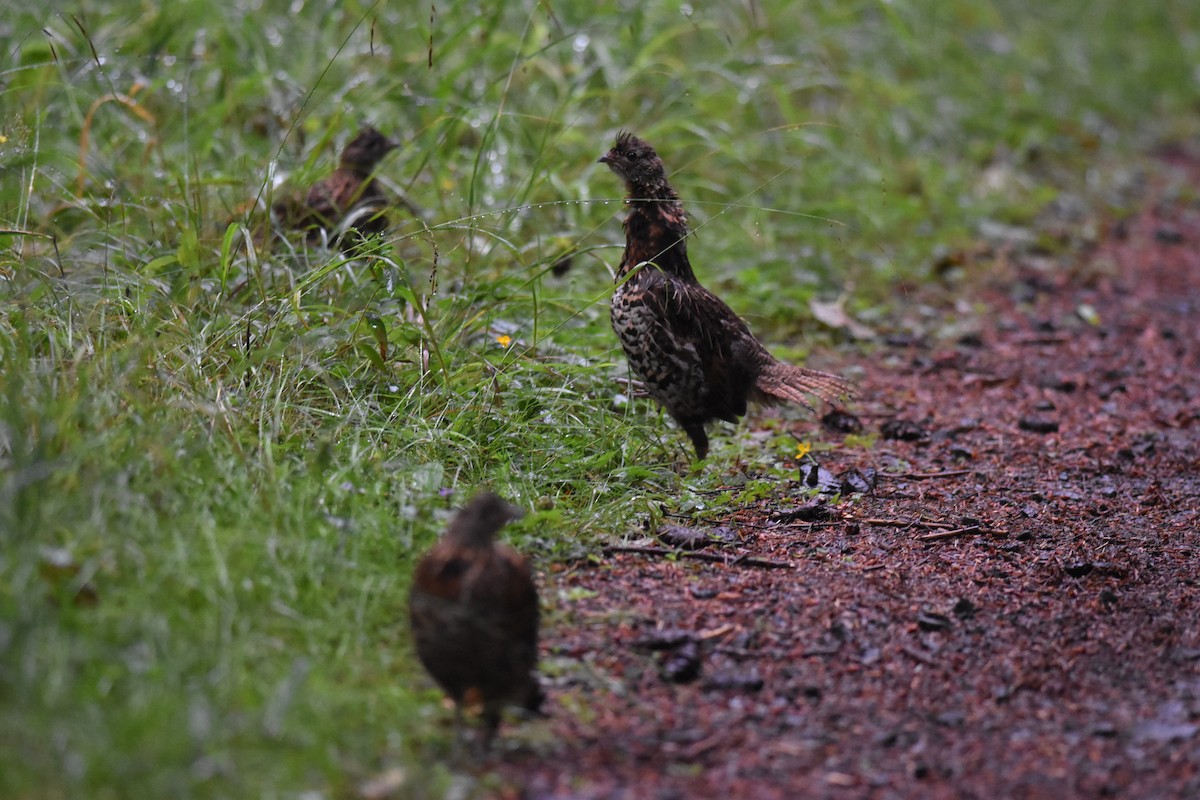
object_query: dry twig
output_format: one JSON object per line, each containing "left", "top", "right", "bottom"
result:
{"left": 603, "top": 545, "right": 794, "bottom": 570}
{"left": 918, "top": 525, "right": 991, "bottom": 541}
{"left": 852, "top": 517, "right": 1007, "bottom": 536}
{"left": 893, "top": 469, "right": 974, "bottom": 480}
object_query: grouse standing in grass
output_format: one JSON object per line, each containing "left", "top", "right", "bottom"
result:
{"left": 275, "top": 125, "right": 398, "bottom": 246}
{"left": 599, "top": 131, "right": 855, "bottom": 460}
{"left": 408, "top": 491, "right": 543, "bottom": 749}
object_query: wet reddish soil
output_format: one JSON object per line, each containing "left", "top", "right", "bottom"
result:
{"left": 497, "top": 151, "right": 1200, "bottom": 799}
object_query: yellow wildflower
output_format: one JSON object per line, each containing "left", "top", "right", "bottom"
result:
{"left": 496, "top": 334, "right": 512, "bottom": 347}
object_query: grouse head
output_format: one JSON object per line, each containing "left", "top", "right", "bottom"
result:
{"left": 599, "top": 130, "right": 669, "bottom": 192}
{"left": 339, "top": 126, "right": 398, "bottom": 171}
{"left": 444, "top": 491, "right": 524, "bottom": 548}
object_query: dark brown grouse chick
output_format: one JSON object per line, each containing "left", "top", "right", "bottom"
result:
{"left": 275, "top": 125, "right": 398, "bottom": 246}
{"left": 599, "top": 131, "right": 855, "bottom": 460}
{"left": 408, "top": 491, "right": 543, "bottom": 748}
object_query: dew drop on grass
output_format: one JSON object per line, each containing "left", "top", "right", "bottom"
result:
{"left": 573, "top": 34, "right": 590, "bottom": 53}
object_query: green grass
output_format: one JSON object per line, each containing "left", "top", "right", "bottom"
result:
{"left": 1, "top": 0, "right": 1196, "bottom": 796}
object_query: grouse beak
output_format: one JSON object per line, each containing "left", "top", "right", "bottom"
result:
{"left": 598, "top": 153, "right": 611, "bottom": 164}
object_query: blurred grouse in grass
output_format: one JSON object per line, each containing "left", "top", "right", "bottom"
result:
{"left": 408, "top": 492, "right": 543, "bottom": 748}
{"left": 275, "top": 125, "right": 397, "bottom": 246}
{"left": 599, "top": 131, "right": 855, "bottom": 459}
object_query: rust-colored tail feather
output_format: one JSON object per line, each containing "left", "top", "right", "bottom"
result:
{"left": 755, "top": 360, "right": 856, "bottom": 411}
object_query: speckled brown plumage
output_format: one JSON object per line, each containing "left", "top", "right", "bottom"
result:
{"left": 599, "top": 131, "right": 855, "bottom": 460}
{"left": 275, "top": 125, "right": 397, "bottom": 246}
{"left": 408, "top": 492, "right": 542, "bottom": 747}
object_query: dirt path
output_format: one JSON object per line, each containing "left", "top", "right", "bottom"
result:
{"left": 496, "top": 151, "right": 1200, "bottom": 799}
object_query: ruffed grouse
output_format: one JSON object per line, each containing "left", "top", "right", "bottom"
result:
{"left": 275, "top": 125, "right": 397, "bottom": 245}
{"left": 408, "top": 491, "right": 543, "bottom": 748}
{"left": 599, "top": 131, "right": 854, "bottom": 459}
